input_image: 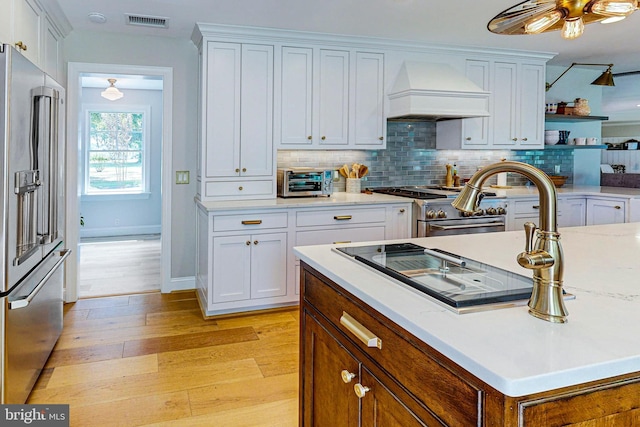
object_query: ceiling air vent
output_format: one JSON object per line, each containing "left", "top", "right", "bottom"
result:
{"left": 125, "top": 13, "right": 169, "bottom": 29}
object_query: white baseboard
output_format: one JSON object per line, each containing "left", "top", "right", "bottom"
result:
{"left": 166, "top": 276, "right": 195, "bottom": 293}
{"left": 80, "top": 225, "right": 161, "bottom": 239}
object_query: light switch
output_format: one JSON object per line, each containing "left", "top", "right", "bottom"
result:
{"left": 176, "top": 171, "right": 190, "bottom": 184}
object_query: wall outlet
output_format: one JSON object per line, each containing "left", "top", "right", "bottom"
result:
{"left": 176, "top": 170, "right": 190, "bottom": 184}
{"left": 115, "top": 219, "right": 120, "bottom": 226}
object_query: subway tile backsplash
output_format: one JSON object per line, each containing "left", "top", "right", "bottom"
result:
{"left": 278, "top": 121, "right": 575, "bottom": 190}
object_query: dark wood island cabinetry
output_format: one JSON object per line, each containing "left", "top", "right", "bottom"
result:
{"left": 299, "top": 262, "right": 640, "bottom": 426}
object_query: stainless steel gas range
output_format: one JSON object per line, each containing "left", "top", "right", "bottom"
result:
{"left": 372, "top": 186, "right": 508, "bottom": 237}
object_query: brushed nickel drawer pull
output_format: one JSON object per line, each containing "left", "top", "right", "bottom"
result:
{"left": 334, "top": 215, "right": 352, "bottom": 221}
{"left": 532, "top": 205, "right": 540, "bottom": 209}
{"left": 333, "top": 241, "right": 352, "bottom": 244}
{"left": 241, "top": 220, "right": 262, "bottom": 225}
{"left": 340, "top": 311, "right": 381, "bottom": 349}
{"left": 614, "top": 205, "right": 621, "bottom": 209}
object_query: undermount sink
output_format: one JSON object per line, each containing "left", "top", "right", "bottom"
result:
{"left": 334, "top": 243, "right": 572, "bottom": 314}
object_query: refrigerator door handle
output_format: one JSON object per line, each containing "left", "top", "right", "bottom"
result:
{"left": 32, "top": 86, "right": 60, "bottom": 245}
{"left": 8, "top": 249, "right": 70, "bottom": 310}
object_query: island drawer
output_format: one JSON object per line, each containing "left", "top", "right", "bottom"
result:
{"left": 296, "top": 207, "right": 386, "bottom": 227}
{"left": 213, "top": 211, "right": 288, "bottom": 232}
{"left": 302, "top": 265, "right": 482, "bottom": 427}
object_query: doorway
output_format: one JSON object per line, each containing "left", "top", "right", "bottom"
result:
{"left": 66, "top": 63, "right": 173, "bottom": 301}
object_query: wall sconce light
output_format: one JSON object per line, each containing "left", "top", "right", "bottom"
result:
{"left": 101, "top": 78, "right": 124, "bottom": 101}
{"left": 545, "top": 63, "right": 615, "bottom": 91}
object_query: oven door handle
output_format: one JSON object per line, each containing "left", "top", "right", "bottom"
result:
{"left": 429, "top": 221, "right": 505, "bottom": 231}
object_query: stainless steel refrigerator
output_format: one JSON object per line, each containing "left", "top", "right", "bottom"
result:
{"left": 0, "top": 44, "right": 69, "bottom": 404}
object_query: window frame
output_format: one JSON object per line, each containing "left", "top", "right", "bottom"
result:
{"left": 81, "top": 104, "right": 152, "bottom": 199}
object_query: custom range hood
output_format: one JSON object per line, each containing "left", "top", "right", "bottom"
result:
{"left": 388, "top": 61, "right": 490, "bottom": 120}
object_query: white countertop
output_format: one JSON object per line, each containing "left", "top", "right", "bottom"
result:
{"left": 294, "top": 222, "right": 640, "bottom": 397}
{"left": 196, "top": 186, "right": 640, "bottom": 212}
{"left": 195, "top": 191, "right": 414, "bottom": 211}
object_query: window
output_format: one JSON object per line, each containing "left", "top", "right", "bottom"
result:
{"left": 84, "top": 107, "right": 150, "bottom": 196}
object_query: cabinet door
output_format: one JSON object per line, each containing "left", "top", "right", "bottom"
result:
{"left": 302, "top": 311, "right": 359, "bottom": 427}
{"left": 0, "top": 0, "right": 13, "bottom": 46}
{"left": 318, "top": 49, "right": 349, "bottom": 146}
{"left": 492, "top": 61, "right": 518, "bottom": 148}
{"left": 360, "top": 367, "right": 428, "bottom": 427}
{"left": 462, "top": 60, "right": 490, "bottom": 148}
{"left": 240, "top": 44, "right": 273, "bottom": 177}
{"left": 353, "top": 51, "right": 385, "bottom": 147}
{"left": 558, "top": 198, "right": 586, "bottom": 228}
{"left": 250, "top": 232, "right": 287, "bottom": 299}
{"left": 518, "top": 63, "right": 545, "bottom": 147}
{"left": 587, "top": 199, "right": 626, "bottom": 225}
{"left": 280, "top": 46, "right": 313, "bottom": 146}
{"left": 212, "top": 234, "right": 251, "bottom": 303}
{"left": 43, "top": 16, "right": 61, "bottom": 81}
{"left": 205, "top": 41, "right": 241, "bottom": 178}
{"left": 14, "top": 0, "right": 42, "bottom": 66}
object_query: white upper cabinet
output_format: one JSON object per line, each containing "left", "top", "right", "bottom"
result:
{"left": 318, "top": 49, "right": 350, "bottom": 146}
{"left": 1, "top": 0, "right": 68, "bottom": 79}
{"left": 352, "top": 51, "right": 385, "bottom": 148}
{"left": 280, "top": 46, "right": 314, "bottom": 146}
{"left": 492, "top": 60, "right": 545, "bottom": 149}
{"left": 438, "top": 57, "right": 548, "bottom": 150}
{"left": 277, "top": 45, "right": 385, "bottom": 150}
{"left": 199, "top": 40, "right": 275, "bottom": 200}
{"left": 13, "top": 0, "right": 42, "bottom": 66}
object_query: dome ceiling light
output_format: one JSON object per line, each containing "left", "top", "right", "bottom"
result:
{"left": 101, "top": 78, "right": 124, "bottom": 101}
{"left": 488, "top": 0, "right": 638, "bottom": 40}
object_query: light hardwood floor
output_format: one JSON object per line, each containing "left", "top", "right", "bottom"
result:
{"left": 78, "top": 238, "right": 161, "bottom": 298}
{"left": 27, "top": 291, "right": 299, "bottom": 426}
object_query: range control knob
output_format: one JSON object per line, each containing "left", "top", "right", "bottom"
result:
{"left": 426, "top": 210, "right": 437, "bottom": 219}
{"left": 497, "top": 207, "right": 507, "bottom": 215}
{"left": 436, "top": 210, "right": 447, "bottom": 218}
{"left": 473, "top": 209, "right": 485, "bottom": 216}
{"left": 485, "top": 207, "right": 497, "bottom": 215}
{"left": 461, "top": 211, "right": 474, "bottom": 217}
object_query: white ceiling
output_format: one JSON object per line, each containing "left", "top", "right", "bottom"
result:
{"left": 47, "top": 0, "right": 640, "bottom": 73}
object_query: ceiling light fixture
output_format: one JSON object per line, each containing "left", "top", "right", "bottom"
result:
{"left": 545, "top": 63, "right": 615, "bottom": 91}
{"left": 488, "top": 0, "right": 638, "bottom": 40}
{"left": 101, "top": 78, "right": 124, "bottom": 101}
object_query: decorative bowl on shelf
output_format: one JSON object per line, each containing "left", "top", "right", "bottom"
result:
{"left": 549, "top": 175, "right": 568, "bottom": 187}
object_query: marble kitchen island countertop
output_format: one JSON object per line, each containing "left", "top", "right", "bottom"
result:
{"left": 294, "top": 222, "right": 640, "bottom": 397}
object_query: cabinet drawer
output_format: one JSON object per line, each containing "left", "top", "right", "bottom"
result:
{"left": 513, "top": 199, "right": 541, "bottom": 215}
{"left": 213, "top": 212, "right": 288, "bottom": 232}
{"left": 205, "top": 180, "right": 273, "bottom": 198}
{"left": 302, "top": 267, "right": 482, "bottom": 426}
{"left": 296, "top": 226, "right": 385, "bottom": 247}
{"left": 296, "top": 207, "right": 386, "bottom": 227}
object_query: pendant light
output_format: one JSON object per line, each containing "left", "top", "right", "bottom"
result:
{"left": 101, "top": 78, "right": 124, "bottom": 101}
{"left": 488, "top": 0, "right": 638, "bottom": 40}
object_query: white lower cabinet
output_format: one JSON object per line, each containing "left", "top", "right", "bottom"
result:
{"left": 586, "top": 198, "right": 626, "bottom": 225}
{"left": 196, "top": 201, "right": 412, "bottom": 316}
{"left": 558, "top": 198, "right": 586, "bottom": 228}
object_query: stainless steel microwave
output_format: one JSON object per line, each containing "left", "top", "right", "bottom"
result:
{"left": 277, "top": 168, "right": 334, "bottom": 197}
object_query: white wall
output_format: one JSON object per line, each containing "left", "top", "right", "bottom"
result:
{"left": 79, "top": 87, "right": 162, "bottom": 238}
{"left": 63, "top": 30, "right": 198, "bottom": 279}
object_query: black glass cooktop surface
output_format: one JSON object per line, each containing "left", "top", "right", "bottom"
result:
{"left": 334, "top": 243, "right": 536, "bottom": 312}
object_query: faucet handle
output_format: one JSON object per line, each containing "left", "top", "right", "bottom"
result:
{"left": 523, "top": 222, "right": 536, "bottom": 253}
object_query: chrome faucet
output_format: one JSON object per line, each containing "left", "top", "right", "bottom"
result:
{"left": 451, "top": 161, "right": 568, "bottom": 323}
